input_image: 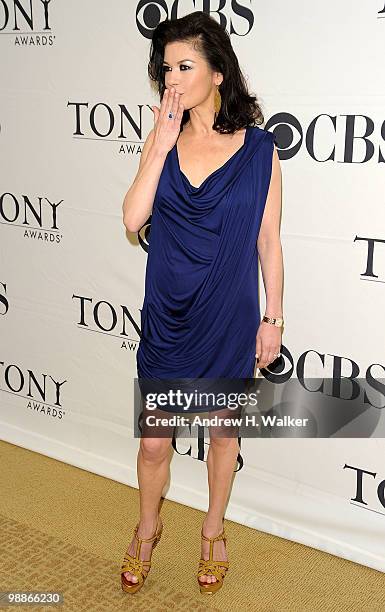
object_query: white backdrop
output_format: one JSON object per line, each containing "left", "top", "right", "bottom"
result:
{"left": 1, "top": 1, "right": 385, "bottom": 574}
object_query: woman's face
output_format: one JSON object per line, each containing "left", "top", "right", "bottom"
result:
{"left": 162, "top": 41, "right": 221, "bottom": 111}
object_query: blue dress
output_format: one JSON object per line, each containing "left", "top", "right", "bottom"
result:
{"left": 136, "top": 125, "right": 275, "bottom": 412}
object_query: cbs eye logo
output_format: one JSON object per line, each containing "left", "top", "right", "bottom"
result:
{"left": 265, "top": 113, "right": 303, "bottom": 161}
{"left": 136, "top": 0, "right": 168, "bottom": 38}
{"left": 258, "top": 345, "right": 294, "bottom": 383}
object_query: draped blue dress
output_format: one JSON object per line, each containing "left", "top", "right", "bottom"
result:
{"left": 136, "top": 125, "right": 275, "bottom": 412}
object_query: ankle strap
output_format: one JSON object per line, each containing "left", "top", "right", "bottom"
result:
{"left": 201, "top": 528, "right": 226, "bottom": 543}
{"left": 133, "top": 520, "right": 161, "bottom": 543}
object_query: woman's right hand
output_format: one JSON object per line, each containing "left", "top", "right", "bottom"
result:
{"left": 151, "top": 87, "right": 184, "bottom": 154}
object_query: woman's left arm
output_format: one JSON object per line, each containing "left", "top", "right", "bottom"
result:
{"left": 256, "top": 144, "right": 284, "bottom": 369}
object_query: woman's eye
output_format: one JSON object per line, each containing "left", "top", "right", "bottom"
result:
{"left": 161, "top": 65, "right": 191, "bottom": 72}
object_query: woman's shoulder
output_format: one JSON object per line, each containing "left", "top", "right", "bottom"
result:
{"left": 249, "top": 124, "right": 273, "bottom": 136}
{"left": 248, "top": 125, "right": 276, "bottom": 146}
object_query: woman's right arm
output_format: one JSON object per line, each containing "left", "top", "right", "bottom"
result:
{"left": 122, "top": 87, "right": 184, "bottom": 233}
{"left": 122, "top": 129, "right": 168, "bottom": 232}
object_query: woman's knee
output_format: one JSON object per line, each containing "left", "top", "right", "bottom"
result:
{"left": 209, "top": 435, "right": 240, "bottom": 451}
{"left": 140, "top": 436, "right": 172, "bottom": 461}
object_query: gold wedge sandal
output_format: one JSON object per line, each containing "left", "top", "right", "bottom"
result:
{"left": 120, "top": 516, "right": 163, "bottom": 594}
{"left": 197, "top": 524, "right": 229, "bottom": 594}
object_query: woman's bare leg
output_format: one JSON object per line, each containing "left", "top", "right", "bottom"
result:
{"left": 123, "top": 430, "right": 173, "bottom": 583}
{"left": 199, "top": 426, "right": 240, "bottom": 584}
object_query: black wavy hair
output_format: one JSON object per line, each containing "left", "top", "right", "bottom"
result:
{"left": 148, "top": 11, "right": 265, "bottom": 134}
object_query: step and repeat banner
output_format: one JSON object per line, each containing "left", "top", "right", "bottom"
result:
{"left": 1, "top": 1, "right": 385, "bottom": 574}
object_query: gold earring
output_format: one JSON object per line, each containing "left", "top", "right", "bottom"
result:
{"left": 214, "top": 85, "right": 222, "bottom": 115}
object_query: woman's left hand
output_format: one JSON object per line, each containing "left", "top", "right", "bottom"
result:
{"left": 255, "top": 321, "right": 282, "bottom": 369}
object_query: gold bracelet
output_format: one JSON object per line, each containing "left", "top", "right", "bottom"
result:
{"left": 262, "top": 315, "right": 284, "bottom": 328}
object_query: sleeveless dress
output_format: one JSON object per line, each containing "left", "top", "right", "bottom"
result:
{"left": 136, "top": 125, "right": 275, "bottom": 413}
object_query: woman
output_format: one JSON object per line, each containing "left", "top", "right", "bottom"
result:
{"left": 121, "top": 11, "right": 283, "bottom": 595}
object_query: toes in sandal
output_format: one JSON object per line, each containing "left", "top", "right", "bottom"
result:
{"left": 120, "top": 517, "right": 163, "bottom": 594}
{"left": 197, "top": 525, "right": 229, "bottom": 594}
